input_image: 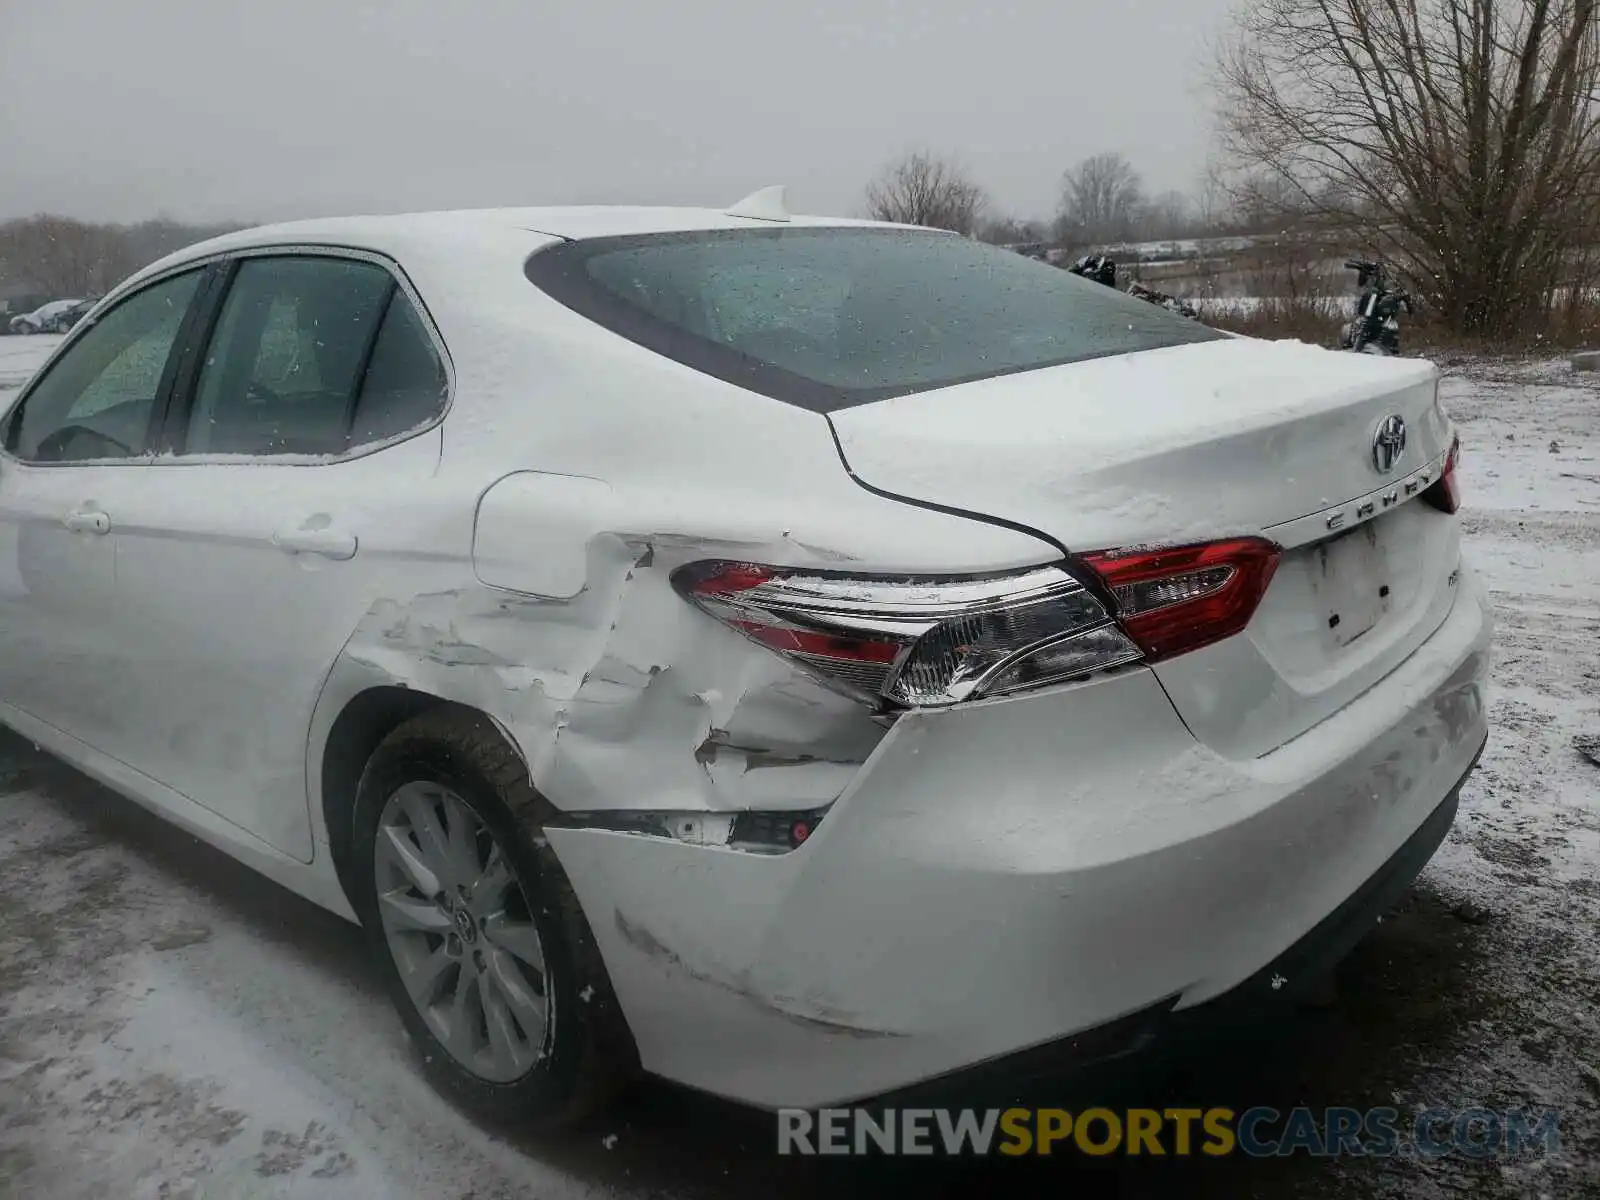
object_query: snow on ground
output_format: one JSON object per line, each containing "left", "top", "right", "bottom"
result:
{"left": 0, "top": 333, "right": 1597, "bottom": 1199}
{"left": 0, "top": 333, "right": 64, "bottom": 391}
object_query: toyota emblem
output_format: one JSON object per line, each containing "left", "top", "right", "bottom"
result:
{"left": 1372, "top": 414, "right": 1407, "bottom": 473}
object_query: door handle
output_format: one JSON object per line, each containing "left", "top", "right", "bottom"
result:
{"left": 63, "top": 509, "right": 110, "bottom": 535}
{"left": 272, "top": 528, "right": 357, "bottom": 560}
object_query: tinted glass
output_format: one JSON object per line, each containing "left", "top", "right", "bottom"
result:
{"left": 351, "top": 293, "right": 449, "bottom": 444}
{"left": 526, "top": 228, "right": 1224, "bottom": 411}
{"left": 188, "top": 256, "right": 393, "bottom": 455}
{"left": 7, "top": 270, "right": 200, "bottom": 462}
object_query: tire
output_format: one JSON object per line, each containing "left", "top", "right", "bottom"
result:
{"left": 350, "top": 708, "right": 636, "bottom": 1129}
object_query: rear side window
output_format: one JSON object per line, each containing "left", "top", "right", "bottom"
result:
{"left": 525, "top": 228, "right": 1224, "bottom": 411}
{"left": 352, "top": 293, "right": 450, "bottom": 445}
{"left": 186, "top": 255, "right": 446, "bottom": 456}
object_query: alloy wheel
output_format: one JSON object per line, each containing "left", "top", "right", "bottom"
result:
{"left": 374, "top": 781, "right": 551, "bottom": 1082}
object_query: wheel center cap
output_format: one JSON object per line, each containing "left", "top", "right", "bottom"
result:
{"left": 453, "top": 907, "right": 478, "bottom": 942}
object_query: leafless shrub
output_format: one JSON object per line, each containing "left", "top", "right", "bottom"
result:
{"left": 1215, "top": 0, "right": 1600, "bottom": 341}
{"left": 1240, "top": 234, "right": 1344, "bottom": 300}
{"left": 864, "top": 151, "right": 987, "bottom": 235}
{"left": 1205, "top": 295, "right": 1350, "bottom": 342}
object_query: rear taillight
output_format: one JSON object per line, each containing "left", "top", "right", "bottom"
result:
{"left": 675, "top": 537, "right": 1281, "bottom": 708}
{"left": 1424, "top": 435, "right": 1461, "bottom": 514}
{"left": 672, "top": 561, "right": 1140, "bottom": 707}
{"left": 1079, "top": 537, "right": 1281, "bottom": 661}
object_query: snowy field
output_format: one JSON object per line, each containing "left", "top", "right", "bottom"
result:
{"left": 0, "top": 333, "right": 1597, "bottom": 1199}
{"left": 1191, "top": 296, "right": 1347, "bottom": 319}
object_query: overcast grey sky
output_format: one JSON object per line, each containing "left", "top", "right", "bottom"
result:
{"left": 0, "top": 0, "right": 1235, "bottom": 226}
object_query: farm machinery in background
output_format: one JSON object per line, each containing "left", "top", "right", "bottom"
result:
{"left": 1065, "top": 253, "right": 1200, "bottom": 320}
{"left": 1060, "top": 250, "right": 1413, "bottom": 355}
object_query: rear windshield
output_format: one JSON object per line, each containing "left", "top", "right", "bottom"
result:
{"left": 524, "top": 227, "right": 1224, "bottom": 412}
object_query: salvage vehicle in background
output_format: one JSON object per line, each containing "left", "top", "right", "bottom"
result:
{"left": 43, "top": 298, "right": 97, "bottom": 334}
{"left": 1068, "top": 252, "right": 1200, "bottom": 318}
{"left": 0, "top": 190, "right": 1489, "bottom": 1128}
{"left": 8, "top": 298, "right": 86, "bottom": 335}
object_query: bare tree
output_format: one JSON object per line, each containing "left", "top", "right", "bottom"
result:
{"left": 1141, "top": 190, "right": 1196, "bottom": 239}
{"left": 1215, "top": 0, "right": 1600, "bottom": 338}
{"left": 1195, "top": 164, "right": 1231, "bottom": 229}
{"left": 977, "top": 215, "right": 1047, "bottom": 244}
{"left": 1229, "top": 170, "right": 1317, "bottom": 231}
{"left": 0, "top": 215, "right": 247, "bottom": 299}
{"left": 864, "top": 151, "right": 987, "bottom": 235}
{"left": 0, "top": 216, "right": 120, "bottom": 296}
{"left": 1058, "top": 152, "right": 1146, "bottom": 246}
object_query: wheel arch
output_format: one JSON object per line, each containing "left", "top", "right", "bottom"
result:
{"left": 318, "top": 685, "right": 533, "bottom": 910}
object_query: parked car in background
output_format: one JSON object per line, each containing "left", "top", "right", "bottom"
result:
{"left": 0, "top": 196, "right": 1489, "bottom": 1130}
{"left": 8, "top": 298, "right": 86, "bottom": 335}
{"left": 1, "top": 294, "right": 53, "bottom": 332}
{"left": 44, "top": 299, "right": 97, "bottom": 334}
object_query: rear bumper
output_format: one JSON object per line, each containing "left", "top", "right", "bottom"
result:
{"left": 868, "top": 763, "right": 1475, "bottom": 1110}
{"left": 548, "top": 565, "right": 1492, "bottom": 1110}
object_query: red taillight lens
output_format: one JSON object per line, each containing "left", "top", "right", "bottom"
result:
{"left": 1081, "top": 537, "right": 1281, "bottom": 661}
{"left": 726, "top": 617, "right": 903, "bottom": 665}
{"left": 674, "top": 563, "right": 911, "bottom": 694}
{"left": 1424, "top": 435, "right": 1461, "bottom": 514}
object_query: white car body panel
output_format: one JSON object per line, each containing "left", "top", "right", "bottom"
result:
{"left": 100, "top": 430, "right": 445, "bottom": 860}
{"left": 0, "top": 206, "right": 1492, "bottom": 1111}
{"left": 0, "top": 694, "right": 357, "bottom": 920}
{"left": 828, "top": 339, "right": 1464, "bottom": 755}
{"left": 0, "top": 463, "right": 121, "bottom": 740}
{"left": 550, "top": 567, "right": 1490, "bottom": 1106}
{"left": 8, "top": 213, "right": 1052, "bottom": 866}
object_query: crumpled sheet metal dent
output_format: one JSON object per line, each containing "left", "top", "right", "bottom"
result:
{"left": 340, "top": 532, "right": 885, "bottom": 814}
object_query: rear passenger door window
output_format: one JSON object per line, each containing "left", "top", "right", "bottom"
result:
{"left": 186, "top": 255, "right": 447, "bottom": 456}
{"left": 351, "top": 286, "right": 450, "bottom": 445}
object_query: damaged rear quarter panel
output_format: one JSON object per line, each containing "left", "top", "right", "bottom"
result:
{"left": 339, "top": 526, "right": 881, "bottom": 817}
{"left": 307, "top": 254, "right": 1061, "bottom": 851}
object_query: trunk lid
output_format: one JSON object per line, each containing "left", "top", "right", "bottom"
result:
{"left": 827, "top": 337, "right": 1448, "bottom": 550}
{"left": 827, "top": 337, "right": 1462, "bottom": 757}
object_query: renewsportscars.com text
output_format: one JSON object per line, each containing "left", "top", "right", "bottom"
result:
{"left": 776, "top": 1106, "right": 1562, "bottom": 1159}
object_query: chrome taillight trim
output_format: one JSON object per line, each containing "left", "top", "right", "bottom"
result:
{"left": 673, "top": 562, "right": 1138, "bottom": 708}
{"left": 681, "top": 563, "right": 1091, "bottom": 622}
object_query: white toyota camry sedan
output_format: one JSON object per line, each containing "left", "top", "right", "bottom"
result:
{"left": 0, "top": 190, "right": 1490, "bottom": 1127}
